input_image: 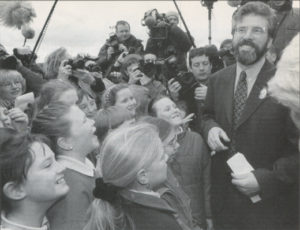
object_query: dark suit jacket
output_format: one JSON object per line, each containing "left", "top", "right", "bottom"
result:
{"left": 120, "top": 190, "right": 183, "bottom": 230}
{"left": 202, "top": 60, "right": 299, "bottom": 230}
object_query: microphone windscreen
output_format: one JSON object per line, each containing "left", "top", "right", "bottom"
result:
{"left": 21, "top": 24, "right": 35, "bottom": 39}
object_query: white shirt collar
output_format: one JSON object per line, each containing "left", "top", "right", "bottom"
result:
{"left": 236, "top": 57, "right": 266, "bottom": 95}
{"left": 1, "top": 213, "right": 48, "bottom": 230}
{"left": 57, "top": 155, "right": 95, "bottom": 177}
{"left": 129, "top": 189, "right": 161, "bottom": 198}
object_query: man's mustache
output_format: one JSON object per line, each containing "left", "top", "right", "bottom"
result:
{"left": 237, "top": 40, "right": 258, "bottom": 50}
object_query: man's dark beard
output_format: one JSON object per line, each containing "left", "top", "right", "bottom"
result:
{"left": 234, "top": 39, "right": 268, "bottom": 65}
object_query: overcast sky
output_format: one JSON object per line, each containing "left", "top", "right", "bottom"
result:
{"left": 0, "top": 1, "right": 299, "bottom": 62}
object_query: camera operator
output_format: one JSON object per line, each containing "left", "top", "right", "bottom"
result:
{"left": 168, "top": 47, "right": 215, "bottom": 132}
{"left": 97, "top": 20, "right": 144, "bottom": 82}
{"left": 121, "top": 54, "right": 166, "bottom": 100}
{"left": 0, "top": 43, "right": 45, "bottom": 96}
{"left": 143, "top": 9, "right": 192, "bottom": 71}
{"left": 165, "top": 11, "right": 179, "bottom": 26}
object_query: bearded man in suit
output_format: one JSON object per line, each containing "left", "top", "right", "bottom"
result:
{"left": 202, "top": 2, "right": 299, "bottom": 230}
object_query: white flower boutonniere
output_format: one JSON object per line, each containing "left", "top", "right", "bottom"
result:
{"left": 259, "top": 87, "right": 268, "bottom": 100}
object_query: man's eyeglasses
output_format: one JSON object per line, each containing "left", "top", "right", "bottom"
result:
{"left": 235, "top": 26, "right": 267, "bottom": 36}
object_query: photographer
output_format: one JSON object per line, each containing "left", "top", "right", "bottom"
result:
{"left": 121, "top": 54, "right": 166, "bottom": 100}
{"left": 97, "top": 20, "right": 144, "bottom": 81}
{"left": 144, "top": 9, "right": 192, "bottom": 71}
{"left": 0, "top": 44, "right": 45, "bottom": 96}
{"left": 168, "top": 47, "right": 215, "bottom": 132}
{"left": 62, "top": 56, "right": 106, "bottom": 108}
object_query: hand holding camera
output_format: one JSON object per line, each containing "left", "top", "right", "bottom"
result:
{"left": 118, "top": 44, "right": 128, "bottom": 53}
{"left": 194, "top": 84, "right": 208, "bottom": 101}
{"left": 167, "top": 78, "right": 181, "bottom": 100}
{"left": 128, "top": 66, "right": 144, "bottom": 84}
{"left": 107, "top": 47, "right": 115, "bottom": 59}
{"left": 114, "top": 51, "right": 129, "bottom": 67}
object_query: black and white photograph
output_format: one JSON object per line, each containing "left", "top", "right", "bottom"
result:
{"left": 0, "top": 0, "right": 299, "bottom": 229}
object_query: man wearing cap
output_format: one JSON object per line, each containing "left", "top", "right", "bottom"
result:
{"left": 166, "top": 11, "right": 180, "bottom": 26}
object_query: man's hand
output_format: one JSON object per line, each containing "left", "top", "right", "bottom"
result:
{"left": 168, "top": 78, "right": 181, "bottom": 100}
{"left": 128, "top": 69, "right": 143, "bottom": 84}
{"left": 194, "top": 84, "right": 208, "bottom": 101}
{"left": 231, "top": 172, "right": 260, "bottom": 197}
{"left": 207, "top": 127, "right": 230, "bottom": 152}
{"left": 107, "top": 47, "right": 115, "bottom": 59}
{"left": 109, "top": 71, "right": 122, "bottom": 82}
{"left": 114, "top": 51, "right": 128, "bottom": 67}
{"left": 58, "top": 60, "right": 72, "bottom": 81}
{"left": 90, "top": 71, "right": 103, "bottom": 79}
{"left": 118, "top": 44, "right": 128, "bottom": 53}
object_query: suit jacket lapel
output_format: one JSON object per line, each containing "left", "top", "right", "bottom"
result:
{"left": 236, "top": 61, "right": 276, "bottom": 128}
{"left": 223, "top": 65, "right": 236, "bottom": 128}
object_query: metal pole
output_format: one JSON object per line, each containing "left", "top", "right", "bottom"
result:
{"left": 30, "top": 0, "right": 59, "bottom": 62}
{"left": 172, "top": 0, "right": 196, "bottom": 48}
{"left": 208, "top": 8, "right": 212, "bottom": 45}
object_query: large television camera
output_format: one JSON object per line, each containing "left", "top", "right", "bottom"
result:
{"left": 0, "top": 47, "right": 37, "bottom": 69}
{"left": 142, "top": 9, "right": 170, "bottom": 40}
{"left": 13, "top": 48, "right": 37, "bottom": 67}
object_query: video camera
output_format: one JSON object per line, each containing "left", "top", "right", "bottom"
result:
{"left": 0, "top": 47, "right": 37, "bottom": 69}
{"left": 64, "top": 56, "right": 101, "bottom": 73}
{"left": 107, "top": 34, "right": 120, "bottom": 54}
{"left": 13, "top": 48, "right": 37, "bottom": 67}
{"left": 142, "top": 9, "right": 170, "bottom": 40}
{"left": 162, "top": 54, "right": 199, "bottom": 97}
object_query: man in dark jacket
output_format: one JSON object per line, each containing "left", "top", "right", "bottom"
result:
{"left": 269, "top": 0, "right": 300, "bottom": 60}
{"left": 202, "top": 2, "right": 299, "bottom": 230}
{"left": 97, "top": 20, "right": 143, "bottom": 81}
{"left": 145, "top": 22, "right": 192, "bottom": 72}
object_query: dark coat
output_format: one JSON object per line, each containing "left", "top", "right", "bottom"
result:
{"left": 97, "top": 34, "right": 143, "bottom": 75}
{"left": 273, "top": 8, "right": 300, "bottom": 59}
{"left": 145, "top": 24, "right": 192, "bottom": 71}
{"left": 120, "top": 190, "right": 183, "bottom": 230}
{"left": 169, "top": 130, "right": 211, "bottom": 229}
{"left": 201, "top": 61, "right": 299, "bottom": 230}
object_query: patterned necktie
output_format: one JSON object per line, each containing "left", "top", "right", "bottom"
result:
{"left": 233, "top": 71, "right": 248, "bottom": 129}
{"left": 230, "top": 71, "right": 247, "bottom": 155}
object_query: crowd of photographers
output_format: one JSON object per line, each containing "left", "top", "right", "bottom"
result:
{"left": 0, "top": 0, "right": 299, "bottom": 230}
